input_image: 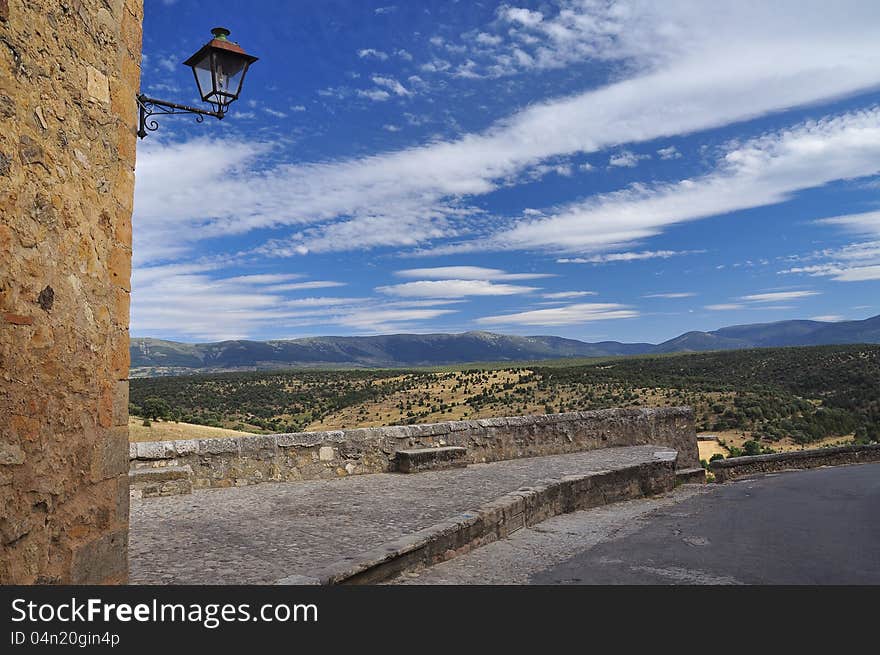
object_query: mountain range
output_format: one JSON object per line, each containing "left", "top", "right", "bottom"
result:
{"left": 129, "top": 313, "right": 880, "bottom": 375}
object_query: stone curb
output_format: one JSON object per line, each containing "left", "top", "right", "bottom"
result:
{"left": 710, "top": 443, "right": 880, "bottom": 483}
{"left": 276, "top": 449, "right": 678, "bottom": 586}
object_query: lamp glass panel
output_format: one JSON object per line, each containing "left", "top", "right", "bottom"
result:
{"left": 190, "top": 51, "right": 214, "bottom": 101}
{"left": 212, "top": 50, "right": 249, "bottom": 104}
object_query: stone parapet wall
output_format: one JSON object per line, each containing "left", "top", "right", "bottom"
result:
{"left": 1, "top": 0, "right": 142, "bottom": 583}
{"left": 291, "top": 452, "right": 678, "bottom": 586}
{"left": 710, "top": 444, "right": 880, "bottom": 483}
{"left": 130, "top": 407, "right": 699, "bottom": 489}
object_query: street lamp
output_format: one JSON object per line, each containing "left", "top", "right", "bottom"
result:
{"left": 136, "top": 27, "right": 258, "bottom": 139}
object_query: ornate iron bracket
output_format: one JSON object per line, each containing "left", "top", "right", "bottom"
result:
{"left": 136, "top": 93, "right": 226, "bottom": 139}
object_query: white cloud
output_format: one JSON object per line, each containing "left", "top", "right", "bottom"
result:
{"left": 395, "top": 266, "right": 551, "bottom": 281}
{"left": 811, "top": 315, "right": 844, "bottom": 322}
{"left": 131, "top": 264, "right": 459, "bottom": 340}
{"left": 608, "top": 150, "right": 650, "bottom": 168}
{"left": 335, "top": 308, "right": 457, "bottom": 332}
{"left": 779, "top": 239, "right": 880, "bottom": 282}
{"left": 657, "top": 146, "right": 682, "bottom": 160}
{"left": 475, "top": 32, "right": 503, "bottom": 46}
{"left": 740, "top": 291, "right": 820, "bottom": 302}
{"left": 788, "top": 264, "right": 880, "bottom": 281}
{"left": 265, "top": 280, "right": 347, "bottom": 292}
{"left": 376, "top": 280, "right": 539, "bottom": 298}
{"left": 134, "top": 4, "right": 880, "bottom": 265}
{"left": 816, "top": 210, "right": 880, "bottom": 236}
{"left": 477, "top": 303, "right": 637, "bottom": 326}
{"left": 499, "top": 7, "right": 544, "bottom": 28}
{"left": 357, "top": 48, "right": 388, "bottom": 60}
{"left": 705, "top": 304, "right": 744, "bottom": 311}
{"left": 558, "top": 250, "right": 700, "bottom": 263}
{"left": 263, "top": 107, "right": 288, "bottom": 118}
{"left": 542, "top": 291, "right": 598, "bottom": 299}
{"left": 290, "top": 105, "right": 306, "bottom": 112}
{"left": 644, "top": 292, "right": 696, "bottom": 298}
{"left": 222, "top": 273, "right": 304, "bottom": 285}
{"left": 357, "top": 89, "right": 391, "bottom": 102}
{"left": 383, "top": 124, "right": 402, "bottom": 132}
{"left": 496, "top": 109, "right": 880, "bottom": 253}
{"left": 371, "top": 75, "right": 411, "bottom": 96}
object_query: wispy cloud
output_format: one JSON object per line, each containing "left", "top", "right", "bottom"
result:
{"left": 376, "top": 280, "right": 539, "bottom": 298}
{"left": 135, "top": 8, "right": 880, "bottom": 263}
{"left": 542, "top": 291, "right": 598, "bottom": 299}
{"left": 608, "top": 150, "right": 650, "bottom": 168}
{"left": 371, "top": 75, "right": 411, "bottom": 96}
{"left": 705, "top": 304, "right": 744, "bottom": 311}
{"left": 477, "top": 303, "right": 638, "bottom": 327}
{"left": 558, "top": 250, "right": 700, "bottom": 264}
{"left": 644, "top": 292, "right": 697, "bottom": 299}
{"left": 657, "top": 146, "right": 682, "bottom": 160}
{"left": 357, "top": 88, "right": 391, "bottom": 102}
{"left": 265, "top": 281, "right": 347, "bottom": 292}
{"left": 493, "top": 108, "right": 880, "bottom": 253}
{"left": 357, "top": 48, "right": 388, "bottom": 60}
{"left": 394, "top": 266, "right": 551, "bottom": 281}
{"left": 739, "top": 291, "right": 820, "bottom": 303}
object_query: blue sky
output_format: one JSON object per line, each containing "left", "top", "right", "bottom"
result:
{"left": 133, "top": 0, "right": 880, "bottom": 343}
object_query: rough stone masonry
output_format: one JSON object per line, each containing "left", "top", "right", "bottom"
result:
{"left": 129, "top": 407, "right": 700, "bottom": 493}
{"left": 0, "top": 0, "right": 143, "bottom": 583}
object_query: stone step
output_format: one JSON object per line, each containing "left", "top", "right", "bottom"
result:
{"left": 395, "top": 446, "right": 467, "bottom": 474}
{"left": 129, "top": 465, "right": 193, "bottom": 498}
{"left": 675, "top": 467, "right": 707, "bottom": 484}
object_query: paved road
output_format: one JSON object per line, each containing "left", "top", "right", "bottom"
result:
{"left": 396, "top": 463, "right": 880, "bottom": 585}
{"left": 129, "top": 445, "right": 672, "bottom": 584}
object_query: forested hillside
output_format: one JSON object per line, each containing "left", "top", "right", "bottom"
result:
{"left": 130, "top": 344, "right": 880, "bottom": 447}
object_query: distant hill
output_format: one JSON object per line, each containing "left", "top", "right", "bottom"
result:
{"left": 130, "top": 314, "right": 880, "bottom": 375}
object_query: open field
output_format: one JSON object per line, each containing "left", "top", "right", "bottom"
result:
{"left": 129, "top": 344, "right": 880, "bottom": 451}
{"left": 128, "top": 416, "right": 255, "bottom": 443}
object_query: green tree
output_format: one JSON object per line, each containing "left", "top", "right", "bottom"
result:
{"left": 141, "top": 397, "right": 171, "bottom": 421}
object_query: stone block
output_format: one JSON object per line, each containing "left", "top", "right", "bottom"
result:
{"left": 86, "top": 67, "right": 110, "bottom": 103}
{"left": 96, "top": 425, "right": 129, "bottom": 479}
{"left": 135, "top": 441, "right": 174, "bottom": 460}
{"left": 239, "top": 435, "right": 278, "bottom": 455}
{"left": 199, "top": 438, "right": 240, "bottom": 455}
{"left": 71, "top": 529, "right": 127, "bottom": 584}
{"left": 108, "top": 245, "right": 131, "bottom": 291}
{"left": 396, "top": 446, "right": 467, "bottom": 474}
{"left": 173, "top": 439, "right": 198, "bottom": 455}
{"left": 111, "top": 380, "right": 128, "bottom": 426}
{"left": 0, "top": 442, "right": 25, "bottom": 465}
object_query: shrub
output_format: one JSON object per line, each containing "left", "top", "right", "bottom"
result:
{"left": 742, "top": 440, "right": 762, "bottom": 456}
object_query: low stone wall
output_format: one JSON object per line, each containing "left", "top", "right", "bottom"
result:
{"left": 282, "top": 452, "right": 677, "bottom": 585}
{"left": 710, "top": 444, "right": 880, "bottom": 483}
{"left": 129, "top": 408, "right": 698, "bottom": 490}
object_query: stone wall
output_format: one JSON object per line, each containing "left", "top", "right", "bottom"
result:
{"left": 710, "top": 444, "right": 880, "bottom": 483}
{"left": 1, "top": 0, "right": 142, "bottom": 583}
{"left": 130, "top": 407, "right": 699, "bottom": 492}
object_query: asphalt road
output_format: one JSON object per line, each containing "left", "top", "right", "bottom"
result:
{"left": 533, "top": 463, "right": 880, "bottom": 584}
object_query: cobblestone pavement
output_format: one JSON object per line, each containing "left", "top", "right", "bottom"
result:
{"left": 130, "top": 445, "right": 673, "bottom": 584}
{"left": 390, "top": 485, "right": 713, "bottom": 584}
